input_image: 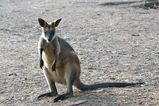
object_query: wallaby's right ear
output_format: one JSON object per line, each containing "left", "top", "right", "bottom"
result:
{"left": 38, "top": 18, "right": 47, "bottom": 27}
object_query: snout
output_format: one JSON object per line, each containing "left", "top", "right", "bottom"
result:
{"left": 48, "top": 38, "right": 52, "bottom": 42}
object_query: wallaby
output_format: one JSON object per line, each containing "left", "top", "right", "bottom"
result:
{"left": 37, "top": 18, "right": 144, "bottom": 102}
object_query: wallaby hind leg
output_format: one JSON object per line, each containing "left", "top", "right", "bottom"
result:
{"left": 54, "top": 62, "right": 75, "bottom": 102}
{"left": 38, "top": 67, "right": 58, "bottom": 99}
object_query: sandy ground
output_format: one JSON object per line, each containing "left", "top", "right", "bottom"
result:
{"left": 0, "top": 0, "right": 159, "bottom": 106}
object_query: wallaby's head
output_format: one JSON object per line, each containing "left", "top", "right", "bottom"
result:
{"left": 38, "top": 18, "right": 62, "bottom": 43}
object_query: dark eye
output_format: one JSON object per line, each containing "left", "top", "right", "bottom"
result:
{"left": 44, "top": 30, "right": 48, "bottom": 34}
{"left": 44, "top": 28, "right": 48, "bottom": 33}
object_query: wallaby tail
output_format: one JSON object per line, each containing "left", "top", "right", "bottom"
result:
{"left": 75, "top": 79, "right": 144, "bottom": 91}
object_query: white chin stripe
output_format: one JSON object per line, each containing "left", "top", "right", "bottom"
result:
{"left": 41, "top": 33, "right": 57, "bottom": 43}
{"left": 41, "top": 33, "right": 48, "bottom": 41}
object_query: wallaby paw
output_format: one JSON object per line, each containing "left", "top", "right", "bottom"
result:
{"left": 52, "top": 63, "right": 56, "bottom": 71}
{"left": 40, "top": 59, "right": 44, "bottom": 69}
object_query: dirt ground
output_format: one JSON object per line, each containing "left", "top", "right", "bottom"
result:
{"left": 0, "top": 0, "right": 159, "bottom": 106}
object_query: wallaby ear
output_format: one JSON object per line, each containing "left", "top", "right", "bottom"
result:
{"left": 54, "top": 18, "right": 62, "bottom": 27}
{"left": 38, "top": 18, "right": 47, "bottom": 27}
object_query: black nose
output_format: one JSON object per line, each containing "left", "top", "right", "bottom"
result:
{"left": 48, "top": 38, "right": 52, "bottom": 42}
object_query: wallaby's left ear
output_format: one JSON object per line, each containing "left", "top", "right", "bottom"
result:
{"left": 54, "top": 18, "right": 62, "bottom": 27}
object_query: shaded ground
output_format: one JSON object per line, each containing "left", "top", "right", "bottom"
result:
{"left": 0, "top": 0, "right": 159, "bottom": 106}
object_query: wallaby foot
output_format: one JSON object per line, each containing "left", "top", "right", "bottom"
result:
{"left": 54, "top": 93, "right": 73, "bottom": 102}
{"left": 38, "top": 92, "right": 57, "bottom": 100}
